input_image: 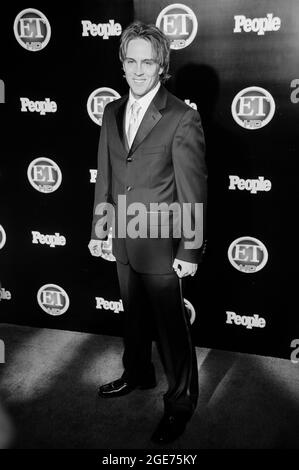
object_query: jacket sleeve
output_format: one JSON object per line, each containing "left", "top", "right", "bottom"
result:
{"left": 172, "top": 107, "right": 207, "bottom": 263}
{"left": 90, "top": 107, "right": 113, "bottom": 240}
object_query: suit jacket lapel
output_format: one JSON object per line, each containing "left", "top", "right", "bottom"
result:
{"left": 115, "top": 94, "right": 129, "bottom": 152}
{"left": 130, "top": 85, "right": 168, "bottom": 154}
{"left": 114, "top": 85, "right": 168, "bottom": 155}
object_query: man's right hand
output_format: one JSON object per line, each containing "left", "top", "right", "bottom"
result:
{"left": 88, "top": 239, "right": 104, "bottom": 257}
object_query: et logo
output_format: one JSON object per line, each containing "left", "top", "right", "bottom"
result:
{"left": 87, "top": 87, "right": 120, "bottom": 126}
{"left": 0, "top": 225, "right": 6, "bottom": 250}
{"left": 156, "top": 3, "right": 198, "bottom": 50}
{"left": 228, "top": 236, "right": 268, "bottom": 273}
{"left": 13, "top": 8, "right": 51, "bottom": 51}
{"left": 37, "top": 284, "right": 70, "bottom": 316}
{"left": 27, "top": 157, "right": 62, "bottom": 193}
{"left": 231, "top": 86, "right": 275, "bottom": 130}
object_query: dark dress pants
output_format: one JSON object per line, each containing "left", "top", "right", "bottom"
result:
{"left": 116, "top": 260, "right": 199, "bottom": 419}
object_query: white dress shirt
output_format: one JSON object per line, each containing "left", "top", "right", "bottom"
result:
{"left": 125, "top": 81, "right": 161, "bottom": 145}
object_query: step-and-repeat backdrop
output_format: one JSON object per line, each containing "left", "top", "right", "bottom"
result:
{"left": 1, "top": 0, "right": 298, "bottom": 359}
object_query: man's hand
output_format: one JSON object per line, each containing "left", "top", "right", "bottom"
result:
{"left": 88, "top": 239, "right": 115, "bottom": 261}
{"left": 173, "top": 258, "right": 198, "bottom": 278}
{"left": 88, "top": 239, "right": 103, "bottom": 257}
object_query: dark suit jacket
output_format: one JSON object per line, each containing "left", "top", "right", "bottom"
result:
{"left": 91, "top": 84, "right": 207, "bottom": 274}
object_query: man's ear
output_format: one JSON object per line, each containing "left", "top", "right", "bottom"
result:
{"left": 159, "top": 67, "right": 163, "bottom": 75}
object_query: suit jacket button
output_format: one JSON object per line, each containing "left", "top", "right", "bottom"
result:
{"left": 127, "top": 185, "right": 132, "bottom": 191}
{"left": 127, "top": 157, "right": 133, "bottom": 162}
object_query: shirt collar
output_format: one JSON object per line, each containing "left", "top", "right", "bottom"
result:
{"left": 128, "top": 81, "right": 161, "bottom": 111}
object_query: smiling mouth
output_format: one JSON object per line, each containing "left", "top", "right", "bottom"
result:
{"left": 133, "top": 79, "right": 146, "bottom": 83}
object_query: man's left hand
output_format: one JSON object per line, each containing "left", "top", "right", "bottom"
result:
{"left": 173, "top": 259, "right": 198, "bottom": 278}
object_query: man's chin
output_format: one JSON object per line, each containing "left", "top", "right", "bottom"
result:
{"left": 129, "top": 82, "right": 148, "bottom": 97}
{"left": 131, "top": 88, "right": 146, "bottom": 98}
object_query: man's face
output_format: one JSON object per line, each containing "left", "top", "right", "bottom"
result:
{"left": 123, "top": 38, "right": 163, "bottom": 99}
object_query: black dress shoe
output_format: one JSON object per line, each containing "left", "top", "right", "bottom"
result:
{"left": 98, "top": 375, "right": 156, "bottom": 398}
{"left": 151, "top": 414, "right": 188, "bottom": 444}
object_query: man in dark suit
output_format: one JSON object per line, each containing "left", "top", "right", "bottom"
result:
{"left": 89, "top": 21, "right": 207, "bottom": 444}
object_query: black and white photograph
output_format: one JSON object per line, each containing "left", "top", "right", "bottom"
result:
{"left": 0, "top": 0, "right": 298, "bottom": 455}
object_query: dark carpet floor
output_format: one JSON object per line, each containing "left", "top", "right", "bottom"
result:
{"left": 0, "top": 323, "right": 299, "bottom": 449}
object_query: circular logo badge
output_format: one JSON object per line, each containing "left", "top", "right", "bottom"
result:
{"left": 0, "top": 225, "right": 6, "bottom": 250}
{"left": 13, "top": 8, "right": 51, "bottom": 52}
{"left": 228, "top": 236, "right": 268, "bottom": 273}
{"left": 184, "top": 298, "right": 196, "bottom": 325}
{"left": 156, "top": 3, "right": 198, "bottom": 50}
{"left": 87, "top": 87, "right": 120, "bottom": 126}
{"left": 27, "top": 157, "right": 62, "bottom": 193}
{"left": 37, "top": 284, "right": 70, "bottom": 316}
{"left": 231, "top": 86, "right": 275, "bottom": 130}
